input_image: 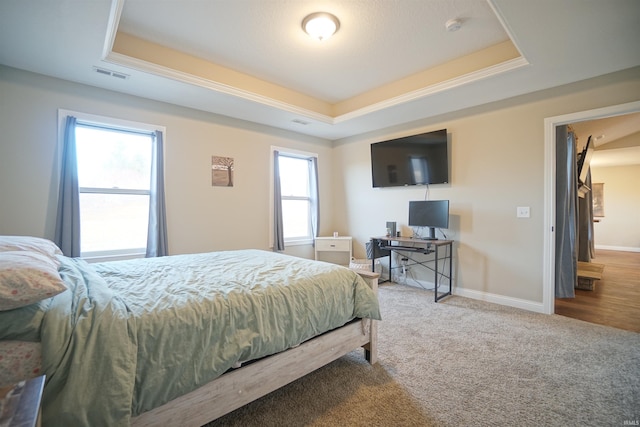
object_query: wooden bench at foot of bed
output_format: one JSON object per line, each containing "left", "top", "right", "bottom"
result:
{"left": 576, "top": 261, "right": 605, "bottom": 291}
{"left": 131, "top": 269, "right": 379, "bottom": 427}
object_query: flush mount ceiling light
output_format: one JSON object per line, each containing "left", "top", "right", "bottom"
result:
{"left": 302, "top": 12, "right": 340, "bottom": 41}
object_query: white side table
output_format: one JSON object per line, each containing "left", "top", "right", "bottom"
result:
{"left": 315, "top": 236, "right": 352, "bottom": 266}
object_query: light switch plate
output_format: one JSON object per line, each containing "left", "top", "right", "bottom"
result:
{"left": 517, "top": 206, "right": 530, "bottom": 218}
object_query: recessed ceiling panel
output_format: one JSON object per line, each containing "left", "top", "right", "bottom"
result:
{"left": 118, "top": 0, "right": 510, "bottom": 103}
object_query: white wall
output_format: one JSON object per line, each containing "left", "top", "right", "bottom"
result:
{"left": 590, "top": 164, "right": 640, "bottom": 251}
{"left": 0, "top": 65, "right": 333, "bottom": 258}
{"left": 332, "top": 67, "right": 640, "bottom": 307}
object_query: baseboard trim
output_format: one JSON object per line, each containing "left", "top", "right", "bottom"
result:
{"left": 392, "top": 276, "right": 546, "bottom": 314}
{"left": 595, "top": 245, "right": 640, "bottom": 253}
{"left": 453, "top": 288, "right": 546, "bottom": 314}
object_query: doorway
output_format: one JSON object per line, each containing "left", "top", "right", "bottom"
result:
{"left": 542, "top": 100, "right": 640, "bottom": 316}
{"left": 553, "top": 114, "right": 640, "bottom": 332}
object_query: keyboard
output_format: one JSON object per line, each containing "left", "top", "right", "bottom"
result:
{"left": 388, "top": 245, "right": 431, "bottom": 251}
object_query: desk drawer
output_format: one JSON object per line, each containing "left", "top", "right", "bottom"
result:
{"left": 315, "top": 238, "right": 350, "bottom": 252}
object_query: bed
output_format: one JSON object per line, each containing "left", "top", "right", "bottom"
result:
{"left": 0, "top": 236, "right": 380, "bottom": 426}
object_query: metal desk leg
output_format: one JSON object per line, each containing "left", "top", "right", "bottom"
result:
{"left": 448, "top": 242, "right": 453, "bottom": 297}
{"left": 388, "top": 250, "right": 392, "bottom": 282}
{"left": 434, "top": 244, "right": 439, "bottom": 302}
{"left": 434, "top": 242, "right": 453, "bottom": 302}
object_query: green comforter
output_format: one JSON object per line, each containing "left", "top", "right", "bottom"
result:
{"left": 39, "top": 249, "right": 380, "bottom": 426}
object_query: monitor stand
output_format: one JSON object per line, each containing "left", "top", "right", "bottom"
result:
{"left": 424, "top": 227, "right": 438, "bottom": 240}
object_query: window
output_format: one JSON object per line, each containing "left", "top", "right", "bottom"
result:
{"left": 75, "top": 123, "right": 153, "bottom": 258}
{"left": 273, "top": 149, "right": 319, "bottom": 246}
{"left": 56, "top": 110, "right": 166, "bottom": 260}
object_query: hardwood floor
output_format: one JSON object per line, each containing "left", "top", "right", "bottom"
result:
{"left": 555, "top": 249, "right": 640, "bottom": 333}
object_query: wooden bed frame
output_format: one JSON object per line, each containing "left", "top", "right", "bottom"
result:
{"left": 131, "top": 269, "right": 379, "bottom": 427}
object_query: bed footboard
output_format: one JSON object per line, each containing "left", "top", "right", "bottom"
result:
{"left": 131, "top": 269, "right": 379, "bottom": 427}
{"left": 132, "top": 319, "right": 372, "bottom": 426}
{"left": 353, "top": 269, "right": 379, "bottom": 364}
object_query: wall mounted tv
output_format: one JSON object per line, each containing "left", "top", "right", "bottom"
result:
{"left": 370, "top": 128, "right": 448, "bottom": 188}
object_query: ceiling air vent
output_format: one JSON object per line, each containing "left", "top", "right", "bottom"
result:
{"left": 93, "top": 66, "right": 129, "bottom": 80}
{"left": 292, "top": 119, "right": 310, "bottom": 125}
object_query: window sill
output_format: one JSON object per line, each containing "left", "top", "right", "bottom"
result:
{"left": 81, "top": 252, "right": 145, "bottom": 263}
{"left": 284, "top": 239, "right": 314, "bottom": 246}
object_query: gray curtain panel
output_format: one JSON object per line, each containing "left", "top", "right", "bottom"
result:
{"left": 555, "top": 126, "right": 577, "bottom": 298}
{"left": 54, "top": 116, "right": 81, "bottom": 257}
{"left": 146, "top": 130, "right": 169, "bottom": 257}
{"left": 273, "top": 151, "right": 285, "bottom": 251}
{"left": 310, "top": 156, "right": 320, "bottom": 242}
{"left": 577, "top": 168, "right": 595, "bottom": 262}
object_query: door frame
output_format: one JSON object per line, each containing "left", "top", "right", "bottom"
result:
{"left": 542, "top": 100, "right": 640, "bottom": 314}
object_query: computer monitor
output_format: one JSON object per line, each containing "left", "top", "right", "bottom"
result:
{"left": 408, "top": 200, "right": 449, "bottom": 240}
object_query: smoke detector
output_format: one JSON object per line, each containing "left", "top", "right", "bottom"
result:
{"left": 445, "top": 19, "right": 462, "bottom": 32}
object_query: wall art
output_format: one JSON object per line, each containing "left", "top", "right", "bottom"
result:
{"left": 212, "top": 156, "right": 234, "bottom": 187}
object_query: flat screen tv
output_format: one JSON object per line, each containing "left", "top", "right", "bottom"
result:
{"left": 371, "top": 129, "right": 448, "bottom": 188}
{"left": 408, "top": 200, "right": 449, "bottom": 240}
{"left": 577, "top": 135, "right": 593, "bottom": 198}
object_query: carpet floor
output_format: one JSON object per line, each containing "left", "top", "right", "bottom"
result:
{"left": 206, "top": 283, "right": 640, "bottom": 426}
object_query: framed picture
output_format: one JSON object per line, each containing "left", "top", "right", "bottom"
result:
{"left": 592, "top": 183, "right": 604, "bottom": 217}
{"left": 212, "top": 156, "right": 234, "bottom": 187}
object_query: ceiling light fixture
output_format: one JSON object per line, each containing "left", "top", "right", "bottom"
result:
{"left": 302, "top": 12, "right": 340, "bottom": 41}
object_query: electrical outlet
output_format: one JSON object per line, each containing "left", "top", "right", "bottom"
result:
{"left": 517, "top": 206, "right": 530, "bottom": 218}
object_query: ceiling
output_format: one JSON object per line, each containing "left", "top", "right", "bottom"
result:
{"left": 1, "top": 0, "right": 639, "bottom": 142}
{"left": 571, "top": 112, "right": 640, "bottom": 167}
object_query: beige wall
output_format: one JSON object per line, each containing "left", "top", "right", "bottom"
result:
{"left": 1, "top": 64, "right": 639, "bottom": 310}
{"left": 0, "top": 65, "right": 333, "bottom": 258}
{"left": 590, "top": 164, "right": 640, "bottom": 251}
{"left": 332, "top": 67, "right": 640, "bottom": 306}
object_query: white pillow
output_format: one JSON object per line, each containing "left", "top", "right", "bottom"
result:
{"left": 0, "top": 236, "right": 63, "bottom": 261}
{"left": 0, "top": 251, "right": 67, "bottom": 311}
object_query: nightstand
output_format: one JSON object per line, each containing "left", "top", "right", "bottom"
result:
{"left": 315, "top": 236, "right": 352, "bottom": 266}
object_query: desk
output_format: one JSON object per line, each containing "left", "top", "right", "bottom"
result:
{"left": 370, "top": 236, "right": 453, "bottom": 302}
